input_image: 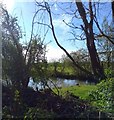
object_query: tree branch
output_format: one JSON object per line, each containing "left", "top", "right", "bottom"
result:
{"left": 94, "top": 17, "right": 114, "bottom": 45}
{"left": 24, "top": 8, "right": 46, "bottom": 62}
{"left": 44, "top": 2, "right": 92, "bottom": 76}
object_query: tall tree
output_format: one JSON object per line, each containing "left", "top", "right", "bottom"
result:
{"left": 35, "top": 2, "right": 93, "bottom": 77}
{"left": 75, "top": 1, "right": 105, "bottom": 79}
{"left": 35, "top": 1, "right": 109, "bottom": 80}
{"left": 2, "top": 8, "right": 46, "bottom": 89}
{"left": 2, "top": 8, "right": 25, "bottom": 88}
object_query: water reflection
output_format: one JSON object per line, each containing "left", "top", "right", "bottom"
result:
{"left": 63, "top": 79, "right": 77, "bottom": 86}
{"left": 28, "top": 77, "right": 94, "bottom": 91}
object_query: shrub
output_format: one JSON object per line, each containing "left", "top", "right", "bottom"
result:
{"left": 88, "top": 78, "right": 114, "bottom": 114}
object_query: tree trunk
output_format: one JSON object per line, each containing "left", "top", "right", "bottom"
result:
{"left": 86, "top": 32, "right": 104, "bottom": 79}
{"left": 76, "top": 1, "right": 105, "bottom": 80}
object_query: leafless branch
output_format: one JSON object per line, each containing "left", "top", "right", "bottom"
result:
{"left": 63, "top": 19, "right": 81, "bottom": 30}
{"left": 24, "top": 8, "right": 46, "bottom": 62}
{"left": 68, "top": 31, "right": 86, "bottom": 41}
{"left": 94, "top": 17, "right": 114, "bottom": 45}
{"left": 44, "top": 2, "right": 92, "bottom": 75}
{"left": 42, "top": 28, "right": 49, "bottom": 42}
{"left": 34, "top": 22, "right": 52, "bottom": 29}
{"left": 56, "top": 2, "right": 77, "bottom": 15}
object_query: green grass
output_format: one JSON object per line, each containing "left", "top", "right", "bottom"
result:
{"left": 54, "top": 85, "right": 97, "bottom": 100}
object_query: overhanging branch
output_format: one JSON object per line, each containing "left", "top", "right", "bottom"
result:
{"left": 44, "top": 2, "right": 92, "bottom": 76}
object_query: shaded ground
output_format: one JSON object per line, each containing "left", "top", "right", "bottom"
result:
{"left": 2, "top": 85, "right": 110, "bottom": 119}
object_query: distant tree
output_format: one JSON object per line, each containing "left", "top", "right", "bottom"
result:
{"left": 70, "top": 49, "right": 90, "bottom": 63}
{"left": 60, "top": 49, "right": 91, "bottom": 76}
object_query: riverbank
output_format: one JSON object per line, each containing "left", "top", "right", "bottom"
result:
{"left": 51, "top": 72, "right": 98, "bottom": 83}
{"left": 48, "top": 62, "right": 100, "bottom": 83}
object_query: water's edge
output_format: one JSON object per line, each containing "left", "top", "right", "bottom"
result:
{"left": 28, "top": 77, "right": 95, "bottom": 91}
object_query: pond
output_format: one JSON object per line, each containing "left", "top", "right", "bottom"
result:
{"left": 28, "top": 77, "right": 95, "bottom": 91}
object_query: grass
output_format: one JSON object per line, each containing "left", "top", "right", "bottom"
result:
{"left": 54, "top": 85, "right": 97, "bottom": 100}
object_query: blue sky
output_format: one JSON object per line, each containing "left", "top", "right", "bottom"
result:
{"left": 3, "top": 0, "right": 112, "bottom": 61}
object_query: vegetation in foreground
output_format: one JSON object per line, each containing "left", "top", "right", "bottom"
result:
{"left": 88, "top": 78, "right": 114, "bottom": 114}
{"left": 2, "top": 83, "right": 110, "bottom": 119}
{"left": 55, "top": 78, "right": 114, "bottom": 117}
{"left": 3, "top": 77, "right": 114, "bottom": 119}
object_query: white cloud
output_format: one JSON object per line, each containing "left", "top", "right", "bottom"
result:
{"left": 46, "top": 45, "right": 73, "bottom": 62}
{"left": 46, "top": 45, "right": 65, "bottom": 62}
{"left": 54, "top": 3, "right": 58, "bottom": 11}
{"left": 53, "top": 14, "right": 71, "bottom": 34}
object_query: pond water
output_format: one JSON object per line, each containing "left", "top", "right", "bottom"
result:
{"left": 28, "top": 77, "right": 95, "bottom": 91}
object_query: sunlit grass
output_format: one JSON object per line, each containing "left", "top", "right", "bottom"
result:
{"left": 54, "top": 85, "right": 97, "bottom": 100}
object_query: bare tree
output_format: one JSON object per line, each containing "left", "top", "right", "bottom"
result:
{"left": 35, "top": 2, "right": 93, "bottom": 77}
{"left": 35, "top": 1, "right": 112, "bottom": 80}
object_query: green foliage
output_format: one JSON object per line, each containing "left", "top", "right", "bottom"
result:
{"left": 31, "top": 62, "right": 48, "bottom": 80}
{"left": 88, "top": 78, "right": 114, "bottom": 113}
{"left": 24, "top": 107, "right": 56, "bottom": 119}
{"left": 2, "top": 8, "right": 27, "bottom": 88}
{"left": 2, "top": 87, "right": 27, "bottom": 119}
{"left": 104, "top": 68, "right": 113, "bottom": 77}
{"left": 48, "top": 62, "right": 77, "bottom": 76}
{"left": 2, "top": 8, "right": 47, "bottom": 89}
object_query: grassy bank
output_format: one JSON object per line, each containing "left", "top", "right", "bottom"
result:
{"left": 54, "top": 85, "right": 96, "bottom": 100}
{"left": 53, "top": 78, "right": 114, "bottom": 116}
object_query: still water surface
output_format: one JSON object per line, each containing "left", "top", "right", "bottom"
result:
{"left": 28, "top": 77, "right": 94, "bottom": 91}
